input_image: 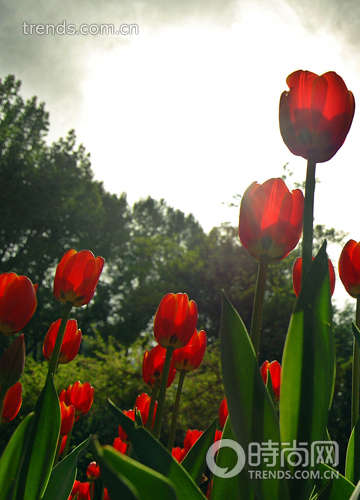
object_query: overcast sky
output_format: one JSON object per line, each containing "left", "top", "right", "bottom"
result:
{"left": 1, "top": 0, "right": 360, "bottom": 307}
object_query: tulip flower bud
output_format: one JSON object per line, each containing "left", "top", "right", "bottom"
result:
{"left": 339, "top": 240, "right": 360, "bottom": 298}
{"left": 1, "top": 382, "right": 22, "bottom": 422}
{"left": 260, "top": 360, "right": 281, "bottom": 400}
{"left": 86, "top": 461, "right": 100, "bottom": 480}
{"left": 54, "top": 249, "right": 104, "bottom": 307}
{"left": 218, "top": 397, "right": 228, "bottom": 429}
{"left": 279, "top": 70, "right": 355, "bottom": 163}
{"left": 239, "top": 178, "right": 304, "bottom": 262}
{"left": 154, "top": 293, "right": 198, "bottom": 349}
{"left": 172, "top": 329, "right": 207, "bottom": 371}
{"left": 142, "top": 345, "right": 176, "bottom": 387}
{"left": 0, "top": 334, "right": 25, "bottom": 389}
{"left": 43, "top": 319, "right": 82, "bottom": 364}
{"left": 0, "top": 273, "right": 37, "bottom": 335}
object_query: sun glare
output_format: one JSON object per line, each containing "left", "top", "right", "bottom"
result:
{"left": 80, "top": 1, "right": 357, "bottom": 233}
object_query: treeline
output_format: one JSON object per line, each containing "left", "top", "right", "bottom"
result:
{"left": 0, "top": 74, "right": 300, "bottom": 362}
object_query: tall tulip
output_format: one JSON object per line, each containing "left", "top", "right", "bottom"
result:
{"left": 168, "top": 329, "right": 207, "bottom": 448}
{"left": 153, "top": 292, "right": 198, "bottom": 437}
{"left": 239, "top": 178, "right": 303, "bottom": 357}
{"left": 279, "top": 70, "right": 355, "bottom": 164}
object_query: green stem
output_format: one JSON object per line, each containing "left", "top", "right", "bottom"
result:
{"left": 153, "top": 346, "right": 174, "bottom": 438}
{"left": 47, "top": 302, "right": 72, "bottom": 379}
{"left": 250, "top": 261, "right": 268, "bottom": 358}
{"left": 351, "top": 299, "right": 360, "bottom": 429}
{"left": 301, "top": 160, "right": 316, "bottom": 282}
{"left": 167, "top": 370, "right": 186, "bottom": 450}
{"left": 146, "top": 381, "right": 159, "bottom": 430}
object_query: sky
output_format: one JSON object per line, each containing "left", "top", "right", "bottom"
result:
{"left": 1, "top": 0, "right": 360, "bottom": 307}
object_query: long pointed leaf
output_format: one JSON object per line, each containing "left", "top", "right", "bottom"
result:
{"left": 211, "top": 417, "right": 254, "bottom": 500}
{"left": 94, "top": 438, "right": 177, "bottom": 500}
{"left": 280, "top": 243, "right": 334, "bottom": 499}
{"left": 17, "top": 375, "right": 61, "bottom": 500}
{"left": 108, "top": 399, "right": 206, "bottom": 499}
{"left": 42, "top": 437, "right": 90, "bottom": 500}
{"left": 220, "top": 292, "right": 289, "bottom": 500}
{"left": 0, "top": 413, "right": 33, "bottom": 499}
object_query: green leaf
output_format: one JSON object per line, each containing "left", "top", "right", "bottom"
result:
{"left": 220, "top": 293, "right": 289, "bottom": 500}
{"left": 211, "top": 417, "right": 254, "bottom": 500}
{"left": 346, "top": 418, "right": 360, "bottom": 484}
{"left": 92, "top": 437, "right": 139, "bottom": 500}
{"left": 42, "top": 437, "right": 90, "bottom": 500}
{"left": 350, "top": 480, "right": 360, "bottom": 499}
{"left": 16, "top": 375, "right": 61, "bottom": 500}
{"left": 280, "top": 243, "right": 334, "bottom": 499}
{"left": 108, "top": 400, "right": 206, "bottom": 499}
{"left": 95, "top": 438, "right": 177, "bottom": 500}
{"left": 316, "top": 463, "right": 354, "bottom": 499}
{"left": 0, "top": 413, "right": 33, "bottom": 500}
{"left": 182, "top": 419, "right": 217, "bottom": 483}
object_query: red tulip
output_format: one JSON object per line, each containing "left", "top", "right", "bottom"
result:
{"left": 60, "top": 401, "right": 75, "bottom": 435}
{"left": 260, "top": 360, "right": 281, "bottom": 400}
{"left": 0, "top": 273, "right": 37, "bottom": 335}
{"left": 118, "top": 409, "right": 135, "bottom": 441}
{"left": 293, "top": 257, "right": 335, "bottom": 297}
{"left": 59, "top": 381, "right": 94, "bottom": 420}
{"left": 239, "top": 178, "right": 304, "bottom": 262}
{"left": 1, "top": 382, "right": 22, "bottom": 422}
{"left": 172, "top": 447, "right": 186, "bottom": 462}
{"left": 214, "top": 429, "right": 223, "bottom": 442}
{"left": 183, "top": 429, "right": 203, "bottom": 453}
{"left": 172, "top": 329, "right": 207, "bottom": 371}
{"left": 142, "top": 345, "right": 176, "bottom": 387}
{"left": 218, "top": 397, "right": 228, "bottom": 429}
{"left": 339, "top": 240, "right": 360, "bottom": 298}
{"left": 135, "top": 392, "right": 157, "bottom": 427}
{"left": 86, "top": 461, "right": 100, "bottom": 480}
{"left": 154, "top": 293, "right": 198, "bottom": 349}
{"left": 43, "top": 319, "right": 82, "bottom": 364}
{"left": 69, "top": 480, "right": 91, "bottom": 500}
{"left": 103, "top": 487, "right": 111, "bottom": 500}
{"left": 113, "top": 437, "right": 128, "bottom": 454}
{"left": 279, "top": 70, "right": 355, "bottom": 163}
{"left": 54, "top": 249, "right": 104, "bottom": 307}
{"left": 58, "top": 435, "right": 68, "bottom": 456}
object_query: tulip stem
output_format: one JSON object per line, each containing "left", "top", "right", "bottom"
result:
{"left": 153, "top": 346, "right": 174, "bottom": 438}
{"left": 146, "top": 381, "right": 159, "bottom": 431}
{"left": 47, "top": 302, "right": 72, "bottom": 379}
{"left": 351, "top": 299, "right": 360, "bottom": 429}
{"left": 167, "top": 370, "right": 186, "bottom": 450}
{"left": 250, "top": 261, "right": 268, "bottom": 358}
{"left": 301, "top": 160, "right": 317, "bottom": 281}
